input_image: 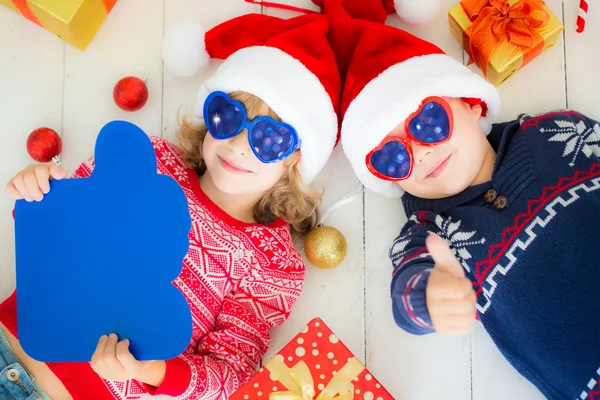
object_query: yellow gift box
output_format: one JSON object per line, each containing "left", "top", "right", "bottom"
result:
{"left": 449, "top": 0, "right": 563, "bottom": 86}
{"left": 0, "top": 0, "right": 117, "bottom": 50}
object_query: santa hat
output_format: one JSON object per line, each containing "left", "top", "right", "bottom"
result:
{"left": 319, "top": 0, "right": 501, "bottom": 198}
{"left": 313, "top": 0, "right": 443, "bottom": 26}
{"left": 162, "top": 14, "right": 341, "bottom": 184}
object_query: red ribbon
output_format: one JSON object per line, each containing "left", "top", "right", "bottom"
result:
{"left": 460, "top": 0, "right": 550, "bottom": 76}
{"left": 103, "top": 0, "right": 117, "bottom": 12}
{"left": 10, "top": 0, "right": 40, "bottom": 25}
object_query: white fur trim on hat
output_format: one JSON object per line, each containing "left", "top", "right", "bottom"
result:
{"left": 194, "top": 46, "right": 338, "bottom": 184}
{"left": 341, "top": 53, "right": 501, "bottom": 198}
{"left": 163, "top": 21, "right": 209, "bottom": 77}
{"left": 394, "top": 0, "right": 441, "bottom": 25}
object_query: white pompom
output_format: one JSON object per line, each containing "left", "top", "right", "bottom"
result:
{"left": 394, "top": 0, "right": 441, "bottom": 25}
{"left": 163, "top": 21, "right": 210, "bottom": 77}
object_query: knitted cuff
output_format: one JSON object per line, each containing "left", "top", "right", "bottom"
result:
{"left": 403, "top": 269, "right": 433, "bottom": 329}
{"left": 391, "top": 265, "right": 435, "bottom": 335}
{"left": 144, "top": 356, "right": 192, "bottom": 396}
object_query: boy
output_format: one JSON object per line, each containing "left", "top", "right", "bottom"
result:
{"left": 324, "top": 1, "right": 600, "bottom": 398}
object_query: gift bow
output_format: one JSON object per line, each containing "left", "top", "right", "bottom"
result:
{"left": 460, "top": 0, "right": 550, "bottom": 75}
{"left": 265, "top": 355, "right": 365, "bottom": 400}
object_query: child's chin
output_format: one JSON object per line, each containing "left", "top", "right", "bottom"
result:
{"left": 213, "top": 177, "right": 262, "bottom": 196}
{"left": 214, "top": 179, "right": 246, "bottom": 195}
{"left": 410, "top": 182, "right": 464, "bottom": 200}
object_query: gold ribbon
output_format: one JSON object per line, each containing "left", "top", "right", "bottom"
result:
{"left": 265, "top": 355, "right": 365, "bottom": 400}
{"left": 460, "top": 0, "right": 549, "bottom": 76}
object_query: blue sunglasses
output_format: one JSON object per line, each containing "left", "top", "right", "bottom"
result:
{"left": 203, "top": 91, "right": 301, "bottom": 164}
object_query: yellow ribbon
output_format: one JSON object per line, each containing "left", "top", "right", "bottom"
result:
{"left": 265, "top": 355, "right": 365, "bottom": 400}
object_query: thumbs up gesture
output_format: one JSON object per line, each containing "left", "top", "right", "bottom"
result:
{"left": 425, "top": 234, "right": 476, "bottom": 336}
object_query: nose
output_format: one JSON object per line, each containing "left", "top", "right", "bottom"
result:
{"left": 410, "top": 141, "right": 433, "bottom": 165}
{"left": 227, "top": 129, "right": 252, "bottom": 157}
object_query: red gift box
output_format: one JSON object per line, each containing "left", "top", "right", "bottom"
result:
{"left": 231, "top": 317, "right": 394, "bottom": 400}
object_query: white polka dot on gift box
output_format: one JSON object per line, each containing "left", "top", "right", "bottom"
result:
{"left": 245, "top": 319, "right": 392, "bottom": 400}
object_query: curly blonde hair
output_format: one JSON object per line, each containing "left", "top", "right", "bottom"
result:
{"left": 177, "top": 91, "right": 322, "bottom": 237}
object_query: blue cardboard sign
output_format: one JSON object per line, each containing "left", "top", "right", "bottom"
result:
{"left": 14, "top": 121, "right": 193, "bottom": 362}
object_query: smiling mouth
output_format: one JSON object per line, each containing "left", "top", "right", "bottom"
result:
{"left": 218, "top": 156, "right": 253, "bottom": 174}
{"left": 426, "top": 154, "right": 452, "bottom": 179}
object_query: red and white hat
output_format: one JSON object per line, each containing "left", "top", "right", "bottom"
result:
{"left": 162, "top": 14, "right": 341, "bottom": 184}
{"left": 315, "top": 0, "right": 444, "bottom": 25}
{"left": 321, "top": 0, "right": 501, "bottom": 198}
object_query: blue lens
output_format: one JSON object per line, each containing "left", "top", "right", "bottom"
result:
{"left": 206, "top": 95, "right": 245, "bottom": 138}
{"left": 203, "top": 92, "right": 300, "bottom": 164}
{"left": 250, "top": 120, "right": 296, "bottom": 163}
{"left": 408, "top": 101, "right": 451, "bottom": 143}
{"left": 369, "top": 141, "right": 411, "bottom": 179}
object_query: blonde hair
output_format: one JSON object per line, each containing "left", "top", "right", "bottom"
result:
{"left": 177, "top": 91, "right": 322, "bottom": 237}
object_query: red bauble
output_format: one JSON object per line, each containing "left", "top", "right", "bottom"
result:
{"left": 27, "top": 128, "right": 62, "bottom": 163}
{"left": 113, "top": 77, "right": 149, "bottom": 112}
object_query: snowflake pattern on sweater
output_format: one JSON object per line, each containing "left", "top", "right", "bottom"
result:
{"left": 390, "top": 111, "right": 600, "bottom": 400}
{"left": 0, "top": 137, "right": 305, "bottom": 400}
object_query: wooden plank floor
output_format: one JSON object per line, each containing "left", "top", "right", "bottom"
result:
{"left": 1, "top": 1, "right": 597, "bottom": 399}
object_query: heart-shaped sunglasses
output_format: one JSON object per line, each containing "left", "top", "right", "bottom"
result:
{"left": 366, "top": 96, "right": 454, "bottom": 181}
{"left": 203, "top": 91, "right": 301, "bottom": 164}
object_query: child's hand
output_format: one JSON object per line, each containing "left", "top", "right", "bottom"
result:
{"left": 5, "top": 163, "right": 66, "bottom": 202}
{"left": 425, "top": 234, "right": 476, "bottom": 336}
{"left": 90, "top": 334, "right": 166, "bottom": 386}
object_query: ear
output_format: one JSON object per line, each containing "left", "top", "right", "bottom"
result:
{"left": 461, "top": 98, "right": 484, "bottom": 120}
{"left": 466, "top": 101, "right": 483, "bottom": 121}
{"left": 471, "top": 103, "right": 484, "bottom": 119}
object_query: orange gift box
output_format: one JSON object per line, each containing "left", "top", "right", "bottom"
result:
{"left": 449, "top": 0, "right": 563, "bottom": 86}
{"left": 231, "top": 318, "right": 394, "bottom": 400}
{"left": 0, "top": 0, "right": 117, "bottom": 50}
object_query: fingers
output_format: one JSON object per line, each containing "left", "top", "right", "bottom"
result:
{"left": 90, "top": 335, "right": 109, "bottom": 373}
{"left": 431, "top": 306, "right": 476, "bottom": 335}
{"left": 427, "top": 234, "right": 465, "bottom": 278}
{"left": 90, "top": 334, "right": 139, "bottom": 382}
{"left": 34, "top": 165, "right": 51, "bottom": 195}
{"left": 5, "top": 181, "right": 23, "bottom": 201}
{"left": 102, "top": 334, "right": 124, "bottom": 373}
{"left": 428, "top": 297, "right": 476, "bottom": 315}
{"left": 116, "top": 340, "right": 139, "bottom": 372}
{"left": 427, "top": 272, "right": 474, "bottom": 300}
{"left": 429, "top": 294, "right": 476, "bottom": 336}
{"left": 434, "top": 317, "right": 476, "bottom": 336}
{"left": 6, "top": 164, "right": 64, "bottom": 202}
{"left": 49, "top": 164, "right": 67, "bottom": 180}
{"left": 426, "top": 266, "right": 477, "bottom": 336}
{"left": 24, "top": 170, "right": 44, "bottom": 201}
{"left": 11, "top": 170, "right": 33, "bottom": 202}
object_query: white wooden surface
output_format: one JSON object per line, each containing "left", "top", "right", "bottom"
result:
{"left": 0, "top": 1, "right": 598, "bottom": 399}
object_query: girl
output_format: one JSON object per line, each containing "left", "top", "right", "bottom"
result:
{"left": 2, "top": 11, "right": 341, "bottom": 400}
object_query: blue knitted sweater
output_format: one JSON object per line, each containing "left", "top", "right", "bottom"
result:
{"left": 390, "top": 111, "right": 600, "bottom": 400}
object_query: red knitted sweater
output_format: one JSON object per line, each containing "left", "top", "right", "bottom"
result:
{"left": 0, "top": 137, "right": 305, "bottom": 399}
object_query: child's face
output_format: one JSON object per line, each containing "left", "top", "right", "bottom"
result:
{"left": 202, "top": 102, "right": 287, "bottom": 196}
{"left": 392, "top": 98, "right": 487, "bottom": 199}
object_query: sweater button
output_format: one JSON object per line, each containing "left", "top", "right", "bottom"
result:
{"left": 494, "top": 196, "right": 508, "bottom": 210}
{"left": 484, "top": 189, "right": 497, "bottom": 203}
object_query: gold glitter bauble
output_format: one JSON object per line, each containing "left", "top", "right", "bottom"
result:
{"left": 304, "top": 225, "right": 347, "bottom": 269}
